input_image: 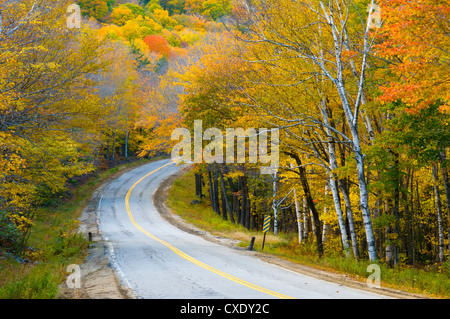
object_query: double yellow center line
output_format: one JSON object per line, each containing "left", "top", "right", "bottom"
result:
{"left": 125, "top": 162, "right": 294, "bottom": 299}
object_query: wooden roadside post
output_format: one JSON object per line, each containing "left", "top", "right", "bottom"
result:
{"left": 248, "top": 237, "right": 256, "bottom": 251}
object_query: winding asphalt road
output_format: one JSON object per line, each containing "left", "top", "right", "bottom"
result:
{"left": 98, "top": 159, "right": 389, "bottom": 299}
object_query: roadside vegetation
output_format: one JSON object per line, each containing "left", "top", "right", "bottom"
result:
{"left": 168, "top": 171, "right": 450, "bottom": 299}
{"left": 0, "top": 158, "right": 158, "bottom": 298}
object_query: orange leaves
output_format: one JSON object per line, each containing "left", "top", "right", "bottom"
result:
{"left": 376, "top": 0, "right": 450, "bottom": 112}
{"left": 341, "top": 50, "right": 359, "bottom": 61}
{"left": 143, "top": 35, "right": 172, "bottom": 58}
{"left": 378, "top": 83, "right": 427, "bottom": 112}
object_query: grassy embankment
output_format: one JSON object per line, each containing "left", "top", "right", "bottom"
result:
{"left": 0, "top": 157, "right": 164, "bottom": 299}
{"left": 167, "top": 170, "right": 450, "bottom": 299}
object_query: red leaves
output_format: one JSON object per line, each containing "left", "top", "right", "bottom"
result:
{"left": 143, "top": 35, "right": 172, "bottom": 58}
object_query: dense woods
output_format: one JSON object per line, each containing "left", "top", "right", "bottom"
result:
{"left": 1, "top": 0, "right": 449, "bottom": 279}
{"left": 167, "top": 0, "right": 450, "bottom": 269}
{"left": 0, "top": 0, "right": 228, "bottom": 255}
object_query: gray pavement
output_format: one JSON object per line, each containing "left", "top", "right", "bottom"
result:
{"left": 98, "top": 159, "right": 389, "bottom": 299}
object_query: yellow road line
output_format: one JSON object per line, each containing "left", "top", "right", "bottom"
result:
{"left": 124, "top": 162, "right": 295, "bottom": 299}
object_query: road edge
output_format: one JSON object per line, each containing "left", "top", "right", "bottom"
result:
{"left": 153, "top": 170, "right": 431, "bottom": 300}
{"left": 59, "top": 161, "right": 159, "bottom": 299}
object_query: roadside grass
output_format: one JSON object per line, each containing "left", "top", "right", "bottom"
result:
{"left": 168, "top": 175, "right": 286, "bottom": 247}
{"left": 167, "top": 170, "right": 450, "bottom": 299}
{"left": 0, "top": 157, "right": 165, "bottom": 299}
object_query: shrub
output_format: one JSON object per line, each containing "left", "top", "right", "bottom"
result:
{"left": 0, "top": 211, "right": 22, "bottom": 253}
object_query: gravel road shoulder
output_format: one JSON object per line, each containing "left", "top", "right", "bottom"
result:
{"left": 58, "top": 168, "right": 138, "bottom": 299}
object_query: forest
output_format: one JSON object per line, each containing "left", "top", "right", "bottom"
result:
{"left": 0, "top": 0, "right": 449, "bottom": 281}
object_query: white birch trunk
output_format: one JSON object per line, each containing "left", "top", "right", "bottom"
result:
{"left": 320, "top": 99, "right": 350, "bottom": 255}
{"left": 294, "top": 188, "right": 303, "bottom": 243}
{"left": 322, "top": 0, "right": 378, "bottom": 261}
{"left": 339, "top": 181, "right": 360, "bottom": 259}
{"left": 322, "top": 184, "right": 329, "bottom": 243}
{"left": 124, "top": 115, "right": 128, "bottom": 159}
{"left": 272, "top": 171, "right": 278, "bottom": 235}
{"left": 303, "top": 197, "right": 309, "bottom": 240}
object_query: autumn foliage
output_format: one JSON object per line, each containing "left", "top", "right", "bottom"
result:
{"left": 143, "top": 35, "right": 172, "bottom": 57}
{"left": 1, "top": 0, "right": 450, "bottom": 296}
{"left": 376, "top": 0, "right": 450, "bottom": 113}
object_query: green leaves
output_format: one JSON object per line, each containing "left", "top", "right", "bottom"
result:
{"left": 386, "top": 102, "right": 450, "bottom": 166}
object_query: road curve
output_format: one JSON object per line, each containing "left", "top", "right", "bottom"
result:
{"left": 98, "top": 159, "right": 389, "bottom": 299}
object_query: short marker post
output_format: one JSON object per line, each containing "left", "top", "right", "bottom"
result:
{"left": 248, "top": 237, "right": 255, "bottom": 251}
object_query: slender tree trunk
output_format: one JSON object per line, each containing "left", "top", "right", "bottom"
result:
{"left": 208, "top": 169, "right": 214, "bottom": 207}
{"left": 386, "top": 151, "right": 401, "bottom": 267}
{"left": 208, "top": 167, "right": 220, "bottom": 215}
{"left": 272, "top": 171, "right": 278, "bottom": 235}
{"left": 292, "top": 153, "right": 323, "bottom": 258}
{"left": 320, "top": 99, "right": 350, "bottom": 254}
{"left": 221, "top": 187, "right": 227, "bottom": 221}
{"left": 251, "top": 202, "right": 256, "bottom": 230}
{"left": 394, "top": 155, "right": 401, "bottom": 266}
{"left": 213, "top": 169, "right": 220, "bottom": 215}
{"left": 439, "top": 150, "right": 450, "bottom": 269}
{"left": 195, "top": 173, "right": 203, "bottom": 199}
{"left": 234, "top": 193, "right": 240, "bottom": 222}
{"left": 303, "top": 197, "right": 309, "bottom": 241}
{"left": 373, "top": 193, "right": 382, "bottom": 260}
{"left": 239, "top": 175, "right": 249, "bottom": 227}
{"left": 226, "top": 175, "right": 237, "bottom": 216}
{"left": 403, "top": 170, "right": 413, "bottom": 264}
{"left": 240, "top": 175, "right": 250, "bottom": 230}
{"left": 124, "top": 124, "right": 128, "bottom": 159}
{"left": 415, "top": 179, "right": 422, "bottom": 266}
{"left": 337, "top": 128, "right": 360, "bottom": 259}
{"left": 245, "top": 195, "right": 251, "bottom": 230}
{"left": 106, "top": 138, "right": 110, "bottom": 162}
{"left": 354, "top": 148, "right": 377, "bottom": 261}
{"left": 238, "top": 176, "right": 243, "bottom": 225}
{"left": 410, "top": 172, "right": 417, "bottom": 266}
{"left": 111, "top": 129, "right": 117, "bottom": 161}
{"left": 218, "top": 167, "right": 235, "bottom": 223}
{"left": 339, "top": 179, "right": 360, "bottom": 259}
{"left": 294, "top": 188, "right": 303, "bottom": 243}
{"left": 432, "top": 164, "right": 445, "bottom": 263}
{"left": 328, "top": 176, "right": 350, "bottom": 254}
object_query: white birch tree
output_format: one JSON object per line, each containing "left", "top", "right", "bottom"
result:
{"left": 231, "top": 0, "right": 378, "bottom": 260}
